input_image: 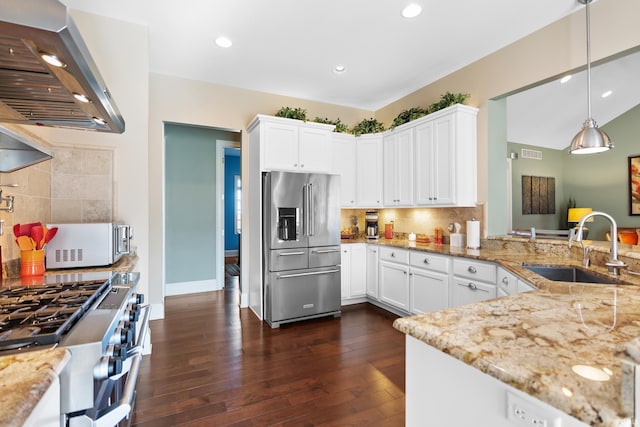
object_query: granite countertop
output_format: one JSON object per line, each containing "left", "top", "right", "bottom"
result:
{"left": 378, "top": 236, "right": 640, "bottom": 426}
{"left": 0, "top": 348, "right": 70, "bottom": 426}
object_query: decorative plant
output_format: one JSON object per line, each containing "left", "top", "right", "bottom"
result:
{"left": 275, "top": 106, "right": 307, "bottom": 121}
{"left": 427, "top": 92, "right": 470, "bottom": 113}
{"left": 313, "top": 117, "right": 349, "bottom": 133}
{"left": 351, "top": 118, "right": 385, "bottom": 136}
{"left": 391, "top": 107, "right": 428, "bottom": 128}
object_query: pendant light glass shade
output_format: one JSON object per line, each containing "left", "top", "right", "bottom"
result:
{"left": 569, "top": 0, "right": 613, "bottom": 154}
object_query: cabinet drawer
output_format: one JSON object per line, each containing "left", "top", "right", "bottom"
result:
{"left": 309, "top": 246, "right": 341, "bottom": 268}
{"left": 451, "top": 278, "right": 496, "bottom": 306}
{"left": 453, "top": 258, "right": 496, "bottom": 282}
{"left": 378, "top": 246, "right": 409, "bottom": 264}
{"left": 409, "top": 251, "right": 449, "bottom": 273}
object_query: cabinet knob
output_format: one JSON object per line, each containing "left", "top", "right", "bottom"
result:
{"left": 293, "top": 163, "right": 298, "bottom": 167}
{"left": 467, "top": 266, "right": 477, "bottom": 274}
{"left": 467, "top": 282, "right": 478, "bottom": 290}
{"left": 391, "top": 252, "right": 395, "bottom": 257}
{"left": 423, "top": 258, "right": 430, "bottom": 264}
{"left": 502, "top": 277, "right": 509, "bottom": 285}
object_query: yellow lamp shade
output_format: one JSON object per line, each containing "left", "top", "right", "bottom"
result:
{"left": 568, "top": 207, "right": 593, "bottom": 223}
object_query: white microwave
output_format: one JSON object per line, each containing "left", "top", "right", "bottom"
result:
{"left": 45, "top": 222, "right": 133, "bottom": 269}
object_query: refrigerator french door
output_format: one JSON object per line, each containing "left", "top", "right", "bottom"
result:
{"left": 263, "top": 171, "right": 341, "bottom": 328}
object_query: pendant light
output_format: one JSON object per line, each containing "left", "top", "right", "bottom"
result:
{"left": 569, "top": 0, "right": 613, "bottom": 154}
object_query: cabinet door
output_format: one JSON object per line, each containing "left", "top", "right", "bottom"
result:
{"left": 383, "top": 130, "right": 413, "bottom": 206}
{"left": 263, "top": 121, "right": 299, "bottom": 171}
{"left": 497, "top": 267, "right": 518, "bottom": 295}
{"left": 451, "top": 278, "right": 496, "bottom": 307}
{"left": 379, "top": 260, "right": 409, "bottom": 311}
{"left": 350, "top": 244, "right": 366, "bottom": 297}
{"left": 340, "top": 245, "right": 351, "bottom": 299}
{"left": 430, "top": 115, "right": 455, "bottom": 205}
{"left": 410, "top": 268, "right": 449, "bottom": 314}
{"left": 299, "top": 127, "right": 332, "bottom": 173}
{"left": 414, "top": 120, "right": 435, "bottom": 205}
{"left": 331, "top": 134, "right": 357, "bottom": 207}
{"left": 395, "top": 129, "right": 414, "bottom": 205}
{"left": 366, "top": 245, "right": 379, "bottom": 299}
{"left": 356, "top": 136, "right": 383, "bottom": 207}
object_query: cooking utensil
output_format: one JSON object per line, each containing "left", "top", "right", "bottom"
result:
{"left": 31, "top": 225, "right": 44, "bottom": 250}
{"left": 13, "top": 224, "right": 20, "bottom": 238}
{"left": 16, "top": 235, "right": 35, "bottom": 251}
{"left": 42, "top": 227, "right": 58, "bottom": 248}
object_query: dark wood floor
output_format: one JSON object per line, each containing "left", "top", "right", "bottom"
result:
{"left": 131, "top": 272, "right": 406, "bottom": 426}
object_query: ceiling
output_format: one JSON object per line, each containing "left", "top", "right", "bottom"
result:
{"left": 60, "top": 0, "right": 585, "bottom": 112}
{"left": 506, "top": 48, "right": 640, "bottom": 151}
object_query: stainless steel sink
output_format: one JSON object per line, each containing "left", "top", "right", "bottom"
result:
{"left": 522, "top": 264, "right": 627, "bottom": 284}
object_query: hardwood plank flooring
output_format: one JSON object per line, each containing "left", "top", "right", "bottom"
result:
{"left": 131, "top": 277, "right": 405, "bottom": 426}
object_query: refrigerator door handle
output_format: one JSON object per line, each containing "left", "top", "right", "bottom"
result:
{"left": 302, "top": 184, "right": 309, "bottom": 236}
{"left": 277, "top": 269, "right": 340, "bottom": 279}
{"left": 308, "top": 183, "right": 315, "bottom": 236}
{"left": 312, "top": 248, "right": 340, "bottom": 254}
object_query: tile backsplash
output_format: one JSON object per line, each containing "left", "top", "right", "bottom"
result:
{"left": 341, "top": 205, "right": 485, "bottom": 241}
{"left": 0, "top": 146, "right": 114, "bottom": 275}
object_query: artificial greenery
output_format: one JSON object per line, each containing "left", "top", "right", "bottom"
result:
{"left": 351, "top": 118, "right": 385, "bottom": 136}
{"left": 391, "top": 107, "right": 428, "bottom": 128}
{"left": 313, "top": 117, "right": 349, "bottom": 133}
{"left": 427, "top": 92, "right": 470, "bottom": 113}
{"left": 275, "top": 106, "right": 307, "bottom": 121}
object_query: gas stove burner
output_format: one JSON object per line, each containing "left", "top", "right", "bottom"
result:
{"left": 0, "top": 278, "right": 111, "bottom": 349}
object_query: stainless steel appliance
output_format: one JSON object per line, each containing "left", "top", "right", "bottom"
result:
{"left": 365, "top": 211, "right": 379, "bottom": 239}
{"left": 45, "top": 223, "right": 133, "bottom": 269}
{"left": 0, "top": 271, "right": 149, "bottom": 427}
{"left": 262, "top": 171, "right": 341, "bottom": 328}
{"left": 0, "top": 0, "right": 125, "bottom": 133}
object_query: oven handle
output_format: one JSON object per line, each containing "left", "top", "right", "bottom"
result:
{"left": 68, "top": 304, "right": 151, "bottom": 427}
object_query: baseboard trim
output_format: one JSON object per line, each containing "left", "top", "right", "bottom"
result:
{"left": 165, "top": 279, "right": 220, "bottom": 296}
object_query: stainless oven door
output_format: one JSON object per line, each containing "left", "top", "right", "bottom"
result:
{"left": 67, "top": 304, "right": 150, "bottom": 427}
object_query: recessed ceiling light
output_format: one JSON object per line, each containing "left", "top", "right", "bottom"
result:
{"left": 402, "top": 4, "right": 422, "bottom": 18}
{"left": 333, "top": 65, "right": 346, "bottom": 74}
{"left": 92, "top": 117, "right": 107, "bottom": 125}
{"left": 215, "top": 37, "right": 232, "bottom": 48}
{"left": 601, "top": 90, "right": 612, "bottom": 98}
{"left": 560, "top": 75, "right": 572, "bottom": 83}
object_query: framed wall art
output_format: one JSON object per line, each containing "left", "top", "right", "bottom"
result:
{"left": 629, "top": 155, "right": 640, "bottom": 215}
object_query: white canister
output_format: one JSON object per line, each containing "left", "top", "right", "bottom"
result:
{"left": 408, "top": 233, "right": 416, "bottom": 241}
{"left": 466, "top": 219, "right": 480, "bottom": 249}
{"left": 450, "top": 233, "right": 465, "bottom": 247}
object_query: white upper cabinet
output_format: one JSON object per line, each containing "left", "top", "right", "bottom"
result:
{"left": 356, "top": 134, "right": 383, "bottom": 207}
{"left": 331, "top": 133, "right": 357, "bottom": 207}
{"left": 248, "top": 115, "right": 334, "bottom": 173}
{"left": 383, "top": 128, "right": 414, "bottom": 206}
{"left": 413, "top": 104, "right": 478, "bottom": 207}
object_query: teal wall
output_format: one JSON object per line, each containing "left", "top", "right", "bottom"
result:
{"left": 510, "top": 143, "right": 566, "bottom": 231}
{"left": 165, "top": 123, "right": 240, "bottom": 285}
{"left": 509, "top": 104, "right": 640, "bottom": 240}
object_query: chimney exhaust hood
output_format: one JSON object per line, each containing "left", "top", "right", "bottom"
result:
{"left": 0, "top": 125, "right": 53, "bottom": 173}
{"left": 0, "top": 0, "right": 125, "bottom": 133}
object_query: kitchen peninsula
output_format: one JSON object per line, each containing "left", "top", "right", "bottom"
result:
{"left": 379, "top": 236, "right": 640, "bottom": 427}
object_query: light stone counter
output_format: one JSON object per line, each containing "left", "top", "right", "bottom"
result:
{"left": 382, "top": 236, "right": 640, "bottom": 426}
{"left": 0, "top": 348, "right": 70, "bottom": 426}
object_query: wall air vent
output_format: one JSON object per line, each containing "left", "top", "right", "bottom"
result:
{"left": 521, "top": 148, "right": 543, "bottom": 160}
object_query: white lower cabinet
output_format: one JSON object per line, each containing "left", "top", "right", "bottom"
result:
{"left": 378, "top": 247, "right": 410, "bottom": 311}
{"left": 451, "top": 258, "right": 497, "bottom": 306}
{"left": 409, "top": 251, "right": 450, "bottom": 314}
{"left": 341, "top": 244, "right": 366, "bottom": 302}
{"left": 497, "top": 267, "right": 519, "bottom": 296}
{"left": 365, "top": 245, "right": 379, "bottom": 299}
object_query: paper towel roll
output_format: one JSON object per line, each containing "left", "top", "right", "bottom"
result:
{"left": 466, "top": 220, "right": 480, "bottom": 249}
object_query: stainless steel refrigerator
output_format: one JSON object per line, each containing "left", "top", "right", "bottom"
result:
{"left": 262, "top": 171, "right": 341, "bottom": 328}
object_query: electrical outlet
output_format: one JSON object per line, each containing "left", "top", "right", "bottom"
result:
{"left": 506, "top": 391, "right": 562, "bottom": 427}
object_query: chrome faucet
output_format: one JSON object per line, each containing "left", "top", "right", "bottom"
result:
{"left": 569, "top": 211, "right": 627, "bottom": 276}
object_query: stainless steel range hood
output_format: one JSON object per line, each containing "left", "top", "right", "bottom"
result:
{"left": 0, "top": 124, "right": 52, "bottom": 172}
{"left": 0, "top": 0, "right": 125, "bottom": 133}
